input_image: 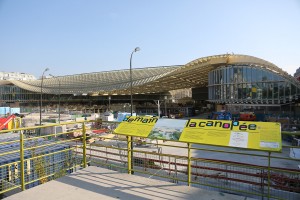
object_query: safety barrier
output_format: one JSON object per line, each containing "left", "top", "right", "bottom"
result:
{"left": 0, "top": 121, "right": 85, "bottom": 196}
{"left": 82, "top": 136, "right": 300, "bottom": 199}
{"left": 0, "top": 120, "right": 299, "bottom": 199}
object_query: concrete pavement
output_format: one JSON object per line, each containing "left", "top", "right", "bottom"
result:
{"left": 5, "top": 166, "right": 255, "bottom": 200}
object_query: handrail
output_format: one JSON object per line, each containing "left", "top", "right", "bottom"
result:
{"left": 0, "top": 120, "right": 299, "bottom": 199}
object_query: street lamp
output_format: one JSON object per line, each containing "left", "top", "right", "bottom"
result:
{"left": 50, "top": 74, "right": 61, "bottom": 123}
{"left": 130, "top": 47, "right": 140, "bottom": 116}
{"left": 154, "top": 100, "right": 161, "bottom": 117}
{"left": 40, "top": 68, "right": 49, "bottom": 125}
{"left": 164, "top": 96, "right": 167, "bottom": 117}
{"left": 108, "top": 96, "right": 111, "bottom": 111}
{"left": 129, "top": 47, "right": 140, "bottom": 175}
{"left": 289, "top": 95, "right": 292, "bottom": 130}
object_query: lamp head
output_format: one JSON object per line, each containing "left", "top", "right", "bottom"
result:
{"left": 134, "top": 47, "right": 140, "bottom": 52}
{"left": 45, "top": 68, "right": 49, "bottom": 72}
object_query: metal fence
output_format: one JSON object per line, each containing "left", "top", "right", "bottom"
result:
{"left": 0, "top": 120, "right": 300, "bottom": 199}
{"left": 0, "top": 122, "right": 84, "bottom": 197}
{"left": 85, "top": 136, "right": 300, "bottom": 200}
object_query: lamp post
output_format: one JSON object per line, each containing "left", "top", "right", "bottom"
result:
{"left": 154, "top": 100, "right": 161, "bottom": 117}
{"left": 289, "top": 95, "right": 292, "bottom": 130}
{"left": 50, "top": 74, "right": 61, "bottom": 123}
{"left": 40, "top": 68, "right": 49, "bottom": 125}
{"left": 108, "top": 96, "right": 111, "bottom": 111}
{"left": 164, "top": 96, "right": 167, "bottom": 117}
{"left": 129, "top": 47, "right": 140, "bottom": 175}
{"left": 130, "top": 47, "right": 140, "bottom": 116}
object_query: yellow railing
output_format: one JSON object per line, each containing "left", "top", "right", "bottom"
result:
{"left": 0, "top": 121, "right": 299, "bottom": 199}
{"left": 0, "top": 121, "right": 85, "bottom": 195}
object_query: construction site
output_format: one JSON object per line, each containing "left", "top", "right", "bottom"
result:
{"left": 0, "top": 109, "right": 299, "bottom": 200}
{"left": 0, "top": 54, "right": 300, "bottom": 199}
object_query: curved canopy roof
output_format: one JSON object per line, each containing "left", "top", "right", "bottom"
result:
{"left": 1, "top": 54, "right": 298, "bottom": 95}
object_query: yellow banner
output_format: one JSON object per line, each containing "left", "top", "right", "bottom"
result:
{"left": 114, "top": 116, "right": 158, "bottom": 137}
{"left": 179, "top": 119, "right": 281, "bottom": 152}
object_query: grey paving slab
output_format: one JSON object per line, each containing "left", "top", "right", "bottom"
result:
{"left": 5, "top": 166, "right": 255, "bottom": 200}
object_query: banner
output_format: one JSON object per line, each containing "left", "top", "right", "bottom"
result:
{"left": 114, "top": 116, "right": 158, "bottom": 137}
{"left": 114, "top": 117, "right": 282, "bottom": 152}
{"left": 179, "top": 119, "right": 281, "bottom": 152}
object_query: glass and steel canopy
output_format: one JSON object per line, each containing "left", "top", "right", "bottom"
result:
{"left": 1, "top": 54, "right": 298, "bottom": 103}
{"left": 208, "top": 65, "right": 300, "bottom": 104}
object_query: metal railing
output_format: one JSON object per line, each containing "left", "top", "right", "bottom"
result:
{"left": 0, "top": 121, "right": 85, "bottom": 196}
{"left": 85, "top": 136, "right": 300, "bottom": 199}
{"left": 0, "top": 120, "right": 299, "bottom": 199}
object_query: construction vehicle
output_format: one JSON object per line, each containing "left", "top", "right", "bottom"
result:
{"left": 239, "top": 112, "right": 256, "bottom": 121}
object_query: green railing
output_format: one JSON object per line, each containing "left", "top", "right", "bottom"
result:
{"left": 0, "top": 121, "right": 300, "bottom": 199}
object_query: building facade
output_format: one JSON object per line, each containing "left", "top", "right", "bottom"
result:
{"left": 208, "top": 65, "right": 299, "bottom": 105}
{"left": 0, "top": 72, "right": 36, "bottom": 81}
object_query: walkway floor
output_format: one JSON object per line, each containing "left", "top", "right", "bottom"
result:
{"left": 5, "top": 166, "right": 255, "bottom": 200}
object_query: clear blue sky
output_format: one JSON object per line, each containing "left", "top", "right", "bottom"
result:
{"left": 0, "top": 0, "right": 299, "bottom": 78}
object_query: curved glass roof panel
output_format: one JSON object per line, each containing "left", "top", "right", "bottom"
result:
{"left": 2, "top": 54, "right": 298, "bottom": 96}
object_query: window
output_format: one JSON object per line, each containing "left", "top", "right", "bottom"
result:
{"left": 279, "top": 82, "right": 284, "bottom": 99}
{"left": 247, "top": 67, "right": 252, "bottom": 83}
{"left": 273, "top": 83, "right": 278, "bottom": 100}
{"left": 285, "top": 83, "right": 291, "bottom": 97}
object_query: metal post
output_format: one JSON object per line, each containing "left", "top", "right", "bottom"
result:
{"left": 20, "top": 131, "right": 25, "bottom": 191}
{"left": 289, "top": 95, "right": 292, "bottom": 130}
{"left": 58, "top": 79, "right": 61, "bottom": 123}
{"left": 267, "top": 152, "right": 271, "bottom": 199}
{"left": 82, "top": 122, "right": 87, "bottom": 168}
{"left": 108, "top": 96, "right": 111, "bottom": 111}
{"left": 130, "top": 47, "right": 140, "bottom": 116}
{"left": 127, "top": 136, "right": 132, "bottom": 174}
{"left": 157, "top": 100, "right": 160, "bottom": 117}
{"left": 154, "top": 100, "right": 161, "bottom": 117}
{"left": 164, "top": 96, "right": 167, "bottom": 117}
{"left": 39, "top": 68, "right": 49, "bottom": 125}
{"left": 50, "top": 74, "right": 61, "bottom": 123}
{"left": 130, "top": 53, "right": 133, "bottom": 116}
{"left": 187, "top": 143, "right": 191, "bottom": 186}
{"left": 39, "top": 78, "right": 43, "bottom": 125}
{"left": 129, "top": 47, "right": 140, "bottom": 175}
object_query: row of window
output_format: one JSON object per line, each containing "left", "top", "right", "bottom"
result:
{"left": 208, "top": 65, "right": 286, "bottom": 85}
{"left": 208, "top": 66, "right": 300, "bottom": 102}
{"left": 0, "top": 85, "right": 166, "bottom": 103}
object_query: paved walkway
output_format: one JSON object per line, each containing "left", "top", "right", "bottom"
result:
{"left": 5, "top": 166, "right": 255, "bottom": 200}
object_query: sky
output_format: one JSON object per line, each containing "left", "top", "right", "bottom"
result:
{"left": 0, "top": 0, "right": 300, "bottom": 78}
